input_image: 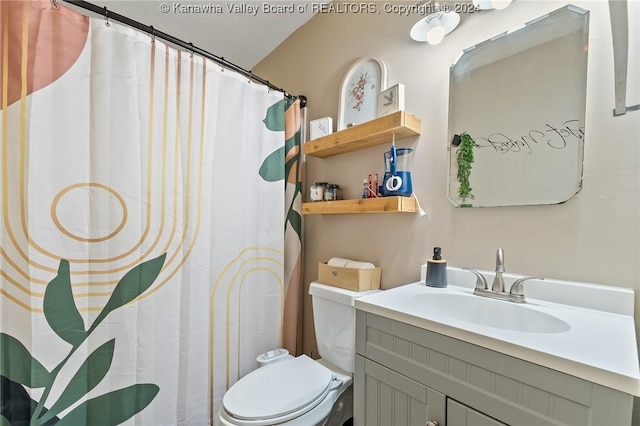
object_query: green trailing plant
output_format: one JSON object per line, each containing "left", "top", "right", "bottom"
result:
{"left": 0, "top": 254, "right": 166, "bottom": 426}
{"left": 456, "top": 132, "right": 476, "bottom": 206}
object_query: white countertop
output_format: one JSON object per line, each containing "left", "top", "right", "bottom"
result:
{"left": 355, "top": 267, "right": 640, "bottom": 396}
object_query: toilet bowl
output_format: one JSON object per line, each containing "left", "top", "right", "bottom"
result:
{"left": 218, "top": 282, "right": 380, "bottom": 426}
{"left": 218, "top": 356, "right": 351, "bottom": 426}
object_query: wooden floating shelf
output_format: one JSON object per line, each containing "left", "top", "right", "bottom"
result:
{"left": 303, "top": 111, "right": 421, "bottom": 159}
{"left": 302, "top": 196, "right": 417, "bottom": 215}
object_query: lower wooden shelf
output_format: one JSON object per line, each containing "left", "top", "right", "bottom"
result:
{"left": 301, "top": 196, "right": 417, "bottom": 215}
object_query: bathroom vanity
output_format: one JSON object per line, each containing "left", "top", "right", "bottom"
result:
{"left": 353, "top": 268, "right": 639, "bottom": 426}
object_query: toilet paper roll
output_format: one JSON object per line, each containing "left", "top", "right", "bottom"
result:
{"left": 345, "top": 260, "right": 375, "bottom": 270}
{"left": 327, "top": 257, "right": 351, "bottom": 267}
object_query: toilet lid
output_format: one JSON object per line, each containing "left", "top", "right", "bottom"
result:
{"left": 223, "top": 355, "right": 333, "bottom": 421}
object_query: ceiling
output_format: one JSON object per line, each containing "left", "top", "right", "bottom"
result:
{"left": 70, "top": 0, "right": 325, "bottom": 70}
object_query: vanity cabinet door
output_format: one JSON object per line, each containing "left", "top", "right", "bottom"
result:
{"left": 355, "top": 355, "right": 445, "bottom": 426}
{"left": 447, "top": 399, "right": 507, "bottom": 426}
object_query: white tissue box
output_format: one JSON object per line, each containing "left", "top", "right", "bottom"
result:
{"left": 317, "top": 262, "right": 381, "bottom": 291}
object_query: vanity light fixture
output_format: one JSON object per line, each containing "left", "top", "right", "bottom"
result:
{"left": 410, "top": 11, "right": 461, "bottom": 45}
{"left": 472, "top": 0, "right": 514, "bottom": 10}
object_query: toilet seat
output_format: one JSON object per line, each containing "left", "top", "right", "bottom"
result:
{"left": 222, "top": 355, "right": 335, "bottom": 425}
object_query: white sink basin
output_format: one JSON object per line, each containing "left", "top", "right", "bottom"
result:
{"left": 353, "top": 267, "right": 640, "bottom": 396}
{"left": 410, "top": 293, "right": 570, "bottom": 334}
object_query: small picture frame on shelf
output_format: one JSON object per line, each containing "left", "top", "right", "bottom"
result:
{"left": 338, "top": 57, "right": 387, "bottom": 130}
{"left": 377, "top": 83, "right": 405, "bottom": 117}
{"left": 309, "top": 117, "right": 333, "bottom": 140}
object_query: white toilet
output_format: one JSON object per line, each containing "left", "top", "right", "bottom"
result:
{"left": 218, "top": 282, "right": 380, "bottom": 426}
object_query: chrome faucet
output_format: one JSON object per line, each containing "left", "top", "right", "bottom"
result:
{"left": 492, "top": 248, "right": 505, "bottom": 292}
{"left": 464, "top": 248, "right": 544, "bottom": 303}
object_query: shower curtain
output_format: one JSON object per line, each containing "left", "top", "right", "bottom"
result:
{"left": 0, "top": 1, "right": 303, "bottom": 425}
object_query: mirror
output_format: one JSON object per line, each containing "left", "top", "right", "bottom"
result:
{"left": 447, "top": 5, "right": 589, "bottom": 207}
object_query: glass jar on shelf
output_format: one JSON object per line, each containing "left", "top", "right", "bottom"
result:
{"left": 310, "top": 182, "right": 327, "bottom": 202}
{"left": 323, "top": 184, "right": 341, "bottom": 201}
{"left": 323, "top": 184, "right": 335, "bottom": 201}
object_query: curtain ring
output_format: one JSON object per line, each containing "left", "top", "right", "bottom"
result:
{"left": 189, "top": 42, "right": 194, "bottom": 58}
{"left": 51, "top": 0, "right": 59, "bottom": 10}
{"left": 248, "top": 71, "right": 253, "bottom": 84}
{"left": 104, "top": 7, "right": 111, "bottom": 27}
{"left": 150, "top": 25, "right": 156, "bottom": 44}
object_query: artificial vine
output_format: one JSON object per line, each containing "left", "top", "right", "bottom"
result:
{"left": 456, "top": 132, "right": 475, "bottom": 206}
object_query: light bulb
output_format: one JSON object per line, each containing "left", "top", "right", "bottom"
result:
{"left": 426, "top": 17, "right": 445, "bottom": 45}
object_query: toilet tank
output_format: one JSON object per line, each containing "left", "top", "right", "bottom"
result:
{"left": 309, "top": 282, "right": 380, "bottom": 373}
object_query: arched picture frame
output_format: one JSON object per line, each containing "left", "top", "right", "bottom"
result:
{"left": 337, "top": 57, "right": 387, "bottom": 130}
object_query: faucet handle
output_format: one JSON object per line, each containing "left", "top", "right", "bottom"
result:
{"left": 509, "top": 276, "right": 545, "bottom": 302}
{"left": 463, "top": 268, "right": 488, "bottom": 290}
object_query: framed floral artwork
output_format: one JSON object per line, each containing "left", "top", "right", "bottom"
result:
{"left": 337, "top": 57, "right": 387, "bottom": 130}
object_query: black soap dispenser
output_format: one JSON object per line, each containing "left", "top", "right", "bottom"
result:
{"left": 425, "top": 247, "right": 448, "bottom": 288}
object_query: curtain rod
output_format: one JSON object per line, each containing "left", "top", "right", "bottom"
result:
{"left": 59, "top": 0, "right": 303, "bottom": 102}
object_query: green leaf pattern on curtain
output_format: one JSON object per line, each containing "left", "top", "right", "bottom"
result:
{"left": 89, "top": 253, "right": 167, "bottom": 334}
{"left": 0, "top": 375, "right": 59, "bottom": 425}
{"left": 262, "top": 99, "right": 287, "bottom": 132}
{"left": 260, "top": 98, "right": 303, "bottom": 240}
{"left": 39, "top": 339, "right": 116, "bottom": 423}
{"left": 43, "top": 260, "right": 86, "bottom": 346}
{"left": 0, "top": 333, "right": 50, "bottom": 388}
{"left": 258, "top": 147, "right": 285, "bottom": 182}
{"left": 2, "top": 255, "right": 166, "bottom": 425}
{"left": 55, "top": 383, "right": 159, "bottom": 426}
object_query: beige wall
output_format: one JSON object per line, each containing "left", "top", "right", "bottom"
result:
{"left": 254, "top": 1, "right": 640, "bottom": 360}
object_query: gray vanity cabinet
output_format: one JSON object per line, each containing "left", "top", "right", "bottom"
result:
{"left": 354, "top": 310, "right": 633, "bottom": 426}
{"left": 355, "top": 355, "right": 505, "bottom": 426}
{"left": 355, "top": 355, "right": 444, "bottom": 425}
